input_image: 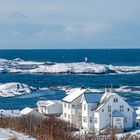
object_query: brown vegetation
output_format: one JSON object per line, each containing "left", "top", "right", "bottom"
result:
{"left": 0, "top": 115, "right": 139, "bottom": 140}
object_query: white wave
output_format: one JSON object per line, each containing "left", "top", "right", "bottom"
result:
{"left": 115, "top": 86, "right": 140, "bottom": 93}
{"left": 0, "top": 58, "right": 140, "bottom": 74}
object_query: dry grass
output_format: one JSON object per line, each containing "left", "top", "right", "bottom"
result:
{"left": 8, "top": 134, "right": 18, "bottom": 140}
{"left": 0, "top": 115, "right": 139, "bottom": 140}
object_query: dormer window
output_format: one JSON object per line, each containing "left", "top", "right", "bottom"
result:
{"left": 120, "top": 106, "right": 124, "bottom": 112}
{"left": 114, "top": 98, "right": 118, "bottom": 102}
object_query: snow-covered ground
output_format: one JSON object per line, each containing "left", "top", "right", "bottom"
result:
{"left": 0, "top": 83, "right": 36, "bottom": 97}
{"left": 0, "top": 128, "right": 35, "bottom": 140}
{"left": 0, "top": 58, "right": 140, "bottom": 74}
{"left": 116, "top": 127, "right": 140, "bottom": 139}
{"left": 74, "top": 127, "right": 140, "bottom": 139}
{"left": 0, "top": 110, "right": 21, "bottom": 117}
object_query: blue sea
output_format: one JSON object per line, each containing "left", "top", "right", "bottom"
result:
{"left": 0, "top": 49, "right": 140, "bottom": 109}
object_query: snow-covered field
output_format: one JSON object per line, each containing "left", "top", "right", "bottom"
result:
{"left": 0, "top": 128, "right": 35, "bottom": 140}
{"left": 0, "top": 58, "right": 140, "bottom": 74}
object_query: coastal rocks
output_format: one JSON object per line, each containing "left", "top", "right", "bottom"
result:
{"left": 29, "top": 62, "right": 111, "bottom": 74}
{"left": 0, "top": 82, "right": 36, "bottom": 97}
{"left": 0, "top": 58, "right": 140, "bottom": 74}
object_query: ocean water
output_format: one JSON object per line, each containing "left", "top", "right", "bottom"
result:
{"left": 0, "top": 49, "right": 140, "bottom": 109}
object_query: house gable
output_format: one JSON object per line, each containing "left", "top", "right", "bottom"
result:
{"left": 62, "top": 88, "right": 87, "bottom": 103}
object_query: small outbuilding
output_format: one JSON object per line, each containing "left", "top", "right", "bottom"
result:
{"left": 37, "top": 100, "right": 62, "bottom": 115}
{"left": 20, "top": 107, "right": 33, "bottom": 115}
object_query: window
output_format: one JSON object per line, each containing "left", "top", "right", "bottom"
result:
{"left": 114, "top": 98, "right": 118, "bottom": 102}
{"left": 108, "top": 106, "right": 111, "bottom": 112}
{"left": 68, "top": 104, "right": 70, "bottom": 109}
{"left": 127, "top": 108, "right": 130, "bottom": 111}
{"left": 124, "top": 117, "right": 127, "bottom": 123}
{"left": 94, "top": 118, "right": 98, "bottom": 124}
{"left": 68, "top": 114, "right": 70, "bottom": 119}
{"left": 83, "top": 117, "right": 87, "bottom": 122}
{"left": 84, "top": 104, "right": 86, "bottom": 110}
{"left": 64, "top": 103, "right": 66, "bottom": 108}
{"left": 116, "top": 118, "right": 121, "bottom": 122}
{"left": 120, "top": 106, "right": 124, "bottom": 112}
{"left": 64, "top": 113, "right": 67, "bottom": 118}
{"left": 102, "top": 109, "right": 104, "bottom": 112}
{"left": 72, "top": 104, "right": 75, "bottom": 108}
{"left": 90, "top": 117, "right": 92, "bottom": 123}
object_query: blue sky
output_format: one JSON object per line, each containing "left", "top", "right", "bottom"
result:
{"left": 0, "top": 0, "right": 140, "bottom": 49}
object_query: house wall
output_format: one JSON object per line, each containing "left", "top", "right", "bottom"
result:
{"left": 38, "top": 102, "right": 62, "bottom": 115}
{"left": 62, "top": 95, "right": 82, "bottom": 124}
{"left": 82, "top": 100, "right": 97, "bottom": 131}
{"left": 48, "top": 103, "right": 62, "bottom": 114}
{"left": 113, "top": 117, "right": 124, "bottom": 132}
{"left": 95, "top": 94, "right": 134, "bottom": 132}
{"left": 94, "top": 112, "right": 100, "bottom": 133}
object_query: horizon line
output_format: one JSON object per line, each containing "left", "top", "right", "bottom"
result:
{"left": 0, "top": 48, "right": 139, "bottom": 50}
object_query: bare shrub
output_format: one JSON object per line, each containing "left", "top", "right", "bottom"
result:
{"left": 8, "top": 134, "right": 18, "bottom": 140}
{"left": 0, "top": 116, "right": 139, "bottom": 140}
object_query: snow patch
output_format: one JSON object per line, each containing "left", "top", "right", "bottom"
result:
{"left": 0, "top": 83, "right": 35, "bottom": 97}
{"left": 0, "top": 128, "right": 35, "bottom": 140}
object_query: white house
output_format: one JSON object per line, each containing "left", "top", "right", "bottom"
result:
{"left": 93, "top": 92, "right": 135, "bottom": 133}
{"left": 62, "top": 88, "right": 87, "bottom": 126}
{"left": 62, "top": 88, "right": 136, "bottom": 133}
{"left": 37, "top": 100, "right": 62, "bottom": 115}
{"left": 81, "top": 92, "right": 103, "bottom": 131}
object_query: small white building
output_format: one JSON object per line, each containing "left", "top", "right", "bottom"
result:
{"left": 62, "top": 88, "right": 136, "bottom": 133}
{"left": 37, "top": 100, "right": 62, "bottom": 115}
{"left": 20, "top": 107, "right": 33, "bottom": 115}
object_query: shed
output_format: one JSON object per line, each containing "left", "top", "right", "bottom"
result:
{"left": 37, "top": 100, "right": 62, "bottom": 115}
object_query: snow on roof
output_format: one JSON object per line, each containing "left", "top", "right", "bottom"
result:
{"left": 37, "top": 100, "right": 62, "bottom": 107}
{"left": 37, "top": 100, "right": 54, "bottom": 107}
{"left": 95, "top": 93, "right": 114, "bottom": 111}
{"left": 20, "top": 107, "right": 33, "bottom": 115}
{"left": 62, "top": 88, "right": 87, "bottom": 103}
{"left": 112, "top": 110, "right": 124, "bottom": 117}
{"left": 84, "top": 92, "right": 103, "bottom": 103}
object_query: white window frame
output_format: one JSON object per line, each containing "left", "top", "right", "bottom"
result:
{"left": 84, "top": 104, "right": 86, "bottom": 110}
{"left": 83, "top": 117, "right": 87, "bottom": 122}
